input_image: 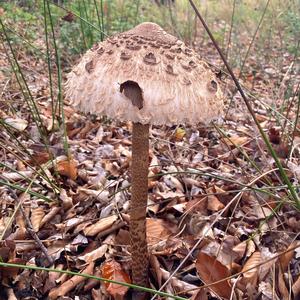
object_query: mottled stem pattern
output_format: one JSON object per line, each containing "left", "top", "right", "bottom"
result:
{"left": 130, "top": 122, "right": 149, "bottom": 291}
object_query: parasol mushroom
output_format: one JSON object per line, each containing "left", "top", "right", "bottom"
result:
{"left": 66, "top": 22, "right": 224, "bottom": 296}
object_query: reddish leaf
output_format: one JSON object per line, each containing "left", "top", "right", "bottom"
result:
{"left": 57, "top": 157, "right": 78, "bottom": 180}
{"left": 28, "top": 151, "right": 50, "bottom": 165}
{"left": 268, "top": 127, "right": 281, "bottom": 144}
{"left": 101, "top": 259, "right": 131, "bottom": 299}
{"left": 0, "top": 258, "right": 24, "bottom": 280}
{"left": 196, "top": 252, "right": 232, "bottom": 299}
{"left": 62, "top": 11, "right": 75, "bottom": 22}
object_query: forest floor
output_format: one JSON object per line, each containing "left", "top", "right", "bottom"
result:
{"left": 0, "top": 1, "right": 300, "bottom": 300}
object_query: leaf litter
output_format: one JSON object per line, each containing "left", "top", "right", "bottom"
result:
{"left": 0, "top": 7, "right": 300, "bottom": 300}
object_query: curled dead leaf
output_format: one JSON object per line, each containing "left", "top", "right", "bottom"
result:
{"left": 56, "top": 156, "right": 78, "bottom": 180}
{"left": 279, "top": 241, "right": 298, "bottom": 271}
{"left": 31, "top": 207, "right": 45, "bottom": 232}
{"left": 48, "top": 262, "right": 95, "bottom": 299}
{"left": 292, "top": 274, "right": 300, "bottom": 299}
{"left": 84, "top": 215, "right": 118, "bottom": 236}
{"left": 207, "top": 195, "right": 224, "bottom": 212}
{"left": 239, "top": 251, "right": 261, "bottom": 290}
{"left": 101, "top": 259, "right": 131, "bottom": 299}
{"left": 196, "top": 252, "right": 232, "bottom": 299}
{"left": 223, "top": 135, "right": 249, "bottom": 148}
{"left": 4, "top": 117, "right": 28, "bottom": 131}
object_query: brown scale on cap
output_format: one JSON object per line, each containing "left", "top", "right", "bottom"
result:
{"left": 66, "top": 21, "right": 224, "bottom": 125}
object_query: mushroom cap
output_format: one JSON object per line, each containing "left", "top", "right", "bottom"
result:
{"left": 66, "top": 22, "right": 224, "bottom": 125}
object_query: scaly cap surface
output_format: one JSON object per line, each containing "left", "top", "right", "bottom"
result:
{"left": 66, "top": 22, "right": 224, "bottom": 125}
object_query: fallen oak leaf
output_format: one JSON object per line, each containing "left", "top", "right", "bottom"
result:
{"left": 196, "top": 252, "right": 232, "bottom": 299}
{"left": 146, "top": 218, "right": 174, "bottom": 246}
{"left": 101, "top": 259, "right": 131, "bottom": 299}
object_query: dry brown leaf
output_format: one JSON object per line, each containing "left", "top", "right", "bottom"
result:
{"left": 163, "top": 174, "right": 184, "bottom": 192}
{"left": 190, "top": 288, "right": 209, "bottom": 300}
{"left": 40, "top": 207, "right": 61, "bottom": 228}
{"left": 232, "top": 242, "right": 247, "bottom": 260}
{"left": 0, "top": 258, "right": 24, "bottom": 280}
{"left": 149, "top": 152, "right": 161, "bottom": 175}
{"left": 279, "top": 242, "right": 297, "bottom": 271}
{"left": 278, "top": 265, "right": 289, "bottom": 299}
{"left": 6, "top": 288, "right": 17, "bottom": 300}
{"left": 240, "top": 251, "right": 261, "bottom": 290}
{"left": 159, "top": 266, "right": 198, "bottom": 292}
{"left": 292, "top": 274, "right": 300, "bottom": 298}
{"left": 92, "top": 288, "right": 104, "bottom": 300}
{"left": 2, "top": 170, "right": 33, "bottom": 181}
{"left": 149, "top": 254, "right": 163, "bottom": 287}
{"left": 13, "top": 211, "right": 26, "bottom": 240}
{"left": 101, "top": 259, "right": 131, "bottom": 299}
{"left": 245, "top": 240, "right": 256, "bottom": 258}
{"left": 28, "top": 151, "right": 50, "bottom": 165}
{"left": 84, "top": 215, "right": 118, "bottom": 236}
{"left": 146, "top": 218, "right": 173, "bottom": 246}
{"left": 185, "top": 196, "right": 207, "bottom": 214}
{"left": 103, "top": 161, "right": 120, "bottom": 177}
{"left": 223, "top": 135, "right": 249, "bottom": 148}
{"left": 56, "top": 157, "right": 78, "bottom": 180}
{"left": 79, "top": 244, "right": 108, "bottom": 263}
{"left": 4, "top": 117, "right": 28, "bottom": 131}
{"left": 59, "top": 189, "right": 73, "bottom": 210}
{"left": 48, "top": 262, "right": 95, "bottom": 299}
{"left": 84, "top": 266, "right": 102, "bottom": 291}
{"left": 196, "top": 252, "right": 232, "bottom": 299}
{"left": 207, "top": 195, "right": 224, "bottom": 211}
{"left": 31, "top": 207, "right": 45, "bottom": 232}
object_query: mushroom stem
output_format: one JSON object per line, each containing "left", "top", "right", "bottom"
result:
{"left": 130, "top": 122, "right": 149, "bottom": 289}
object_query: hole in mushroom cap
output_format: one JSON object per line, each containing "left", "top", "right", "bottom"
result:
{"left": 120, "top": 80, "right": 144, "bottom": 110}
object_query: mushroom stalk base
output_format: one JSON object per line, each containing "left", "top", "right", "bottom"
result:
{"left": 130, "top": 122, "right": 149, "bottom": 291}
